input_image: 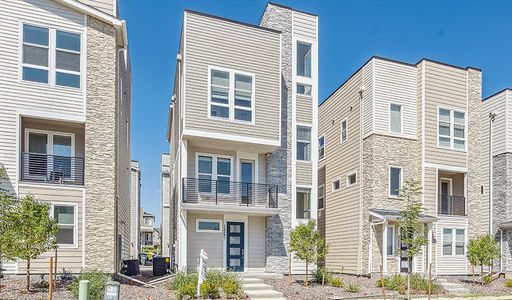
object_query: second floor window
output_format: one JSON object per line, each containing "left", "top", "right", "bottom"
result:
{"left": 438, "top": 108, "right": 466, "bottom": 150}
{"left": 318, "top": 135, "right": 325, "bottom": 160}
{"left": 22, "top": 24, "right": 81, "bottom": 88}
{"left": 197, "top": 155, "right": 232, "bottom": 194}
{"left": 389, "top": 103, "right": 402, "bottom": 133}
{"left": 297, "top": 42, "right": 311, "bottom": 78}
{"left": 209, "top": 68, "right": 254, "bottom": 123}
{"left": 297, "top": 126, "right": 311, "bottom": 161}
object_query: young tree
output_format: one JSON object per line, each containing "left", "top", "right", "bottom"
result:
{"left": 0, "top": 195, "right": 58, "bottom": 291}
{"left": 466, "top": 234, "right": 500, "bottom": 284}
{"left": 290, "top": 220, "right": 328, "bottom": 286}
{"left": 398, "top": 180, "right": 428, "bottom": 300}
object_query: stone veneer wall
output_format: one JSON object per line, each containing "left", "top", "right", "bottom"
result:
{"left": 260, "top": 6, "right": 293, "bottom": 274}
{"left": 493, "top": 153, "right": 512, "bottom": 274}
{"left": 467, "top": 69, "right": 484, "bottom": 240}
{"left": 362, "top": 134, "right": 420, "bottom": 274}
{"left": 84, "top": 16, "right": 118, "bottom": 273}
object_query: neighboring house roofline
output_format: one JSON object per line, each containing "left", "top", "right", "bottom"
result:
{"left": 483, "top": 88, "right": 512, "bottom": 102}
{"left": 51, "top": 0, "right": 128, "bottom": 47}
{"left": 320, "top": 55, "right": 481, "bottom": 109}
{"left": 184, "top": 9, "right": 282, "bottom": 34}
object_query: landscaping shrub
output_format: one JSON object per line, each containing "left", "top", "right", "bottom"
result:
{"left": 345, "top": 282, "right": 361, "bottom": 293}
{"left": 314, "top": 268, "right": 332, "bottom": 285}
{"left": 220, "top": 273, "right": 242, "bottom": 298}
{"left": 505, "top": 279, "right": 512, "bottom": 288}
{"left": 200, "top": 280, "right": 220, "bottom": 299}
{"left": 410, "top": 274, "right": 439, "bottom": 294}
{"left": 376, "top": 274, "right": 438, "bottom": 294}
{"left": 170, "top": 272, "right": 198, "bottom": 300}
{"left": 482, "top": 274, "right": 492, "bottom": 284}
{"left": 69, "top": 269, "right": 110, "bottom": 300}
{"left": 328, "top": 276, "right": 343, "bottom": 287}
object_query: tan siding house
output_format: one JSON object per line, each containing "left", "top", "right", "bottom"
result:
{"left": 0, "top": 0, "right": 131, "bottom": 274}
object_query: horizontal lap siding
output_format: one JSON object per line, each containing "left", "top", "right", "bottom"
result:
{"left": 184, "top": 12, "right": 281, "bottom": 141}
{"left": 424, "top": 167, "right": 437, "bottom": 216}
{"left": 0, "top": 0, "right": 85, "bottom": 193}
{"left": 435, "top": 217, "right": 468, "bottom": 275}
{"left": 296, "top": 161, "right": 312, "bottom": 186}
{"left": 79, "top": 0, "right": 114, "bottom": 15}
{"left": 423, "top": 62, "right": 467, "bottom": 168}
{"left": 187, "top": 213, "right": 224, "bottom": 270}
{"left": 292, "top": 12, "right": 317, "bottom": 42}
{"left": 296, "top": 95, "right": 312, "bottom": 124}
{"left": 248, "top": 217, "right": 265, "bottom": 268}
{"left": 373, "top": 59, "right": 417, "bottom": 137}
{"left": 319, "top": 70, "right": 362, "bottom": 273}
{"left": 362, "top": 61, "right": 373, "bottom": 137}
{"left": 17, "top": 185, "right": 84, "bottom": 273}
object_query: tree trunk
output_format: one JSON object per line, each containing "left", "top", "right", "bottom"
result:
{"left": 26, "top": 259, "right": 31, "bottom": 292}
{"left": 472, "top": 265, "right": 475, "bottom": 285}
{"left": 305, "top": 260, "right": 309, "bottom": 287}
{"left": 480, "top": 265, "right": 484, "bottom": 286}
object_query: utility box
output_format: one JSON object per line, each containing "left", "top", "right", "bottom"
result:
{"left": 152, "top": 257, "right": 170, "bottom": 276}
{"left": 103, "top": 281, "right": 120, "bottom": 300}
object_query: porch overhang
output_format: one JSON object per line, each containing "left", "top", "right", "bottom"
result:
{"left": 369, "top": 208, "right": 437, "bottom": 224}
{"left": 181, "top": 203, "right": 280, "bottom": 216}
{"left": 500, "top": 220, "right": 512, "bottom": 229}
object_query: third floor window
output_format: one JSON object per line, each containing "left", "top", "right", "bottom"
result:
{"left": 209, "top": 67, "right": 254, "bottom": 123}
{"left": 297, "top": 42, "right": 311, "bottom": 78}
{"left": 22, "top": 24, "right": 81, "bottom": 88}
{"left": 438, "top": 108, "right": 466, "bottom": 150}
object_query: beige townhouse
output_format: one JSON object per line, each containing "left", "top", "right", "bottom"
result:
{"left": 130, "top": 160, "right": 141, "bottom": 259}
{"left": 0, "top": 0, "right": 131, "bottom": 274}
{"left": 160, "top": 153, "right": 171, "bottom": 257}
{"left": 164, "top": 3, "right": 319, "bottom": 273}
{"left": 318, "top": 56, "right": 485, "bottom": 276}
{"left": 481, "top": 88, "right": 512, "bottom": 278}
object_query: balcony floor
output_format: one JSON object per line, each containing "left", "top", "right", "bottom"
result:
{"left": 181, "top": 202, "right": 280, "bottom": 216}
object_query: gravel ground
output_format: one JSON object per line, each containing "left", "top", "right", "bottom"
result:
{"left": 448, "top": 276, "right": 512, "bottom": 296}
{"left": 265, "top": 275, "right": 395, "bottom": 300}
{"left": 0, "top": 277, "right": 177, "bottom": 300}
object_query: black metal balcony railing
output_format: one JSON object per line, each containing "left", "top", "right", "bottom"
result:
{"left": 438, "top": 194, "right": 466, "bottom": 216}
{"left": 182, "top": 177, "right": 278, "bottom": 208}
{"left": 21, "top": 152, "right": 84, "bottom": 186}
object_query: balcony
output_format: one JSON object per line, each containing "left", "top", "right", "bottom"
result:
{"left": 21, "top": 152, "right": 84, "bottom": 186}
{"left": 438, "top": 194, "right": 466, "bottom": 216}
{"left": 182, "top": 177, "right": 278, "bottom": 209}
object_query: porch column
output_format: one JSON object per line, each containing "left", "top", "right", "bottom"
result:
{"left": 382, "top": 221, "right": 388, "bottom": 273}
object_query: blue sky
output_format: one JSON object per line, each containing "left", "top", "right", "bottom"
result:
{"left": 118, "top": 0, "right": 512, "bottom": 226}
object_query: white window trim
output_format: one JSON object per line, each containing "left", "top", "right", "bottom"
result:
{"left": 340, "top": 118, "right": 348, "bottom": 144}
{"left": 441, "top": 227, "right": 466, "bottom": 256}
{"left": 19, "top": 22, "right": 83, "bottom": 90}
{"left": 318, "top": 134, "right": 325, "bottom": 161}
{"left": 436, "top": 106, "right": 467, "bottom": 152}
{"left": 388, "top": 165, "right": 403, "bottom": 198}
{"left": 295, "top": 40, "right": 313, "bottom": 82}
{"left": 389, "top": 102, "right": 403, "bottom": 134}
{"left": 50, "top": 203, "right": 78, "bottom": 248}
{"left": 25, "top": 128, "right": 76, "bottom": 156}
{"left": 196, "top": 219, "right": 223, "bottom": 233}
{"left": 332, "top": 178, "right": 341, "bottom": 192}
{"left": 386, "top": 224, "right": 395, "bottom": 256}
{"left": 318, "top": 184, "right": 325, "bottom": 210}
{"left": 296, "top": 187, "right": 312, "bottom": 220}
{"left": 297, "top": 124, "right": 312, "bottom": 162}
{"left": 207, "top": 65, "right": 256, "bottom": 125}
{"left": 346, "top": 171, "right": 357, "bottom": 188}
{"left": 195, "top": 153, "right": 234, "bottom": 194}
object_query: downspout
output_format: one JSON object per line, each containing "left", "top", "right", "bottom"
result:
{"left": 498, "top": 227, "right": 503, "bottom": 274}
{"left": 489, "top": 112, "right": 497, "bottom": 235}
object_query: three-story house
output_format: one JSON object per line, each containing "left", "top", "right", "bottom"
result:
{"left": 165, "top": 3, "right": 318, "bottom": 273}
{"left": 0, "top": 0, "right": 131, "bottom": 274}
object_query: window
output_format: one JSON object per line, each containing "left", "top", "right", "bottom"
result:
{"left": 297, "top": 42, "right": 311, "bottom": 78}
{"left": 209, "top": 67, "right": 254, "bottom": 122}
{"left": 438, "top": 108, "right": 466, "bottom": 150}
{"left": 145, "top": 232, "right": 152, "bottom": 242}
{"left": 347, "top": 172, "right": 357, "bottom": 187}
{"left": 332, "top": 179, "right": 340, "bottom": 192}
{"left": 341, "top": 119, "right": 347, "bottom": 143}
{"left": 443, "top": 228, "right": 465, "bottom": 255}
{"left": 297, "top": 83, "right": 312, "bottom": 96}
{"left": 22, "top": 25, "right": 49, "bottom": 83}
{"left": 196, "top": 219, "right": 222, "bottom": 233}
{"left": 389, "top": 166, "right": 402, "bottom": 197}
{"left": 55, "top": 31, "right": 81, "bottom": 88}
{"left": 386, "top": 225, "right": 395, "bottom": 256}
{"left": 52, "top": 205, "right": 75, "bottom": 246}
{"left": 25, "top": 130, "right": 74, "bottom": 178}
{"left": 296, "top": 189, "right": 311, "bottom": 219}
{"left": 318, "top": 135, "right": 325, "bottom": 160}
{"left": 144, "top": 217, "right": 153, "bottom": 227}
{"left": 389, "top": 103, "right": 402, "bottom": 133}
{"left": 22, "top": 24, "right": 81, "bottom": 88}
{"left": 318, "top": 185, "right": 325, "bottom": 209}
{"left": 197, "top": 154, "right": 232, "bottom": 194}
{"left": 297, "top": 126, "right": 311, "bottom": 161}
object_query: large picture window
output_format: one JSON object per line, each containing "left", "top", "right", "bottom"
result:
{"left": 22, "top": 24, "right": 81, "bottom": 88}
{"left": 209, "top": 67, "right": 254, "bottom": 123}
{"left": 197, "top": 154, "right": 232, "bottom": 194}
{"left": 438, "top": 108, "right": 466, "bottom": 150}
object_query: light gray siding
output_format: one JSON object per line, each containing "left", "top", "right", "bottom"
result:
{"left": 292, "top": 11, "right": 317, "bottom": 41}
{"left": 79, "top": 0, "right": 115, "bottom": 16}
{"left": 296, "top": 95, "right": 313, "bottom": 124}
{"left": 362, "top": 61, "right": 374, "bottom": 137}
{"left": 248, "top": 216, "right": 265, "bottom": 268}
{"left": 187, "top": 213, "right": 224, "bottom": 270}
{"left": 183, "top": 12, "right": 281, "bottom": 142}
{"left": 296, "top": 161, "right": 312, "bottom": 186}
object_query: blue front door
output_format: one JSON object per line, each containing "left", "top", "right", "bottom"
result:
{"left": 226, "top": 222, "right": 244, "bottom": 272}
